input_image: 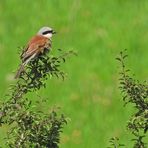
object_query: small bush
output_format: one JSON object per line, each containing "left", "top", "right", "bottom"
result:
{"left": 108, "top": 50, "right": 148, "bottom": 148}
{"left": 0, "top": 49, "right": 76, "bottom": 148}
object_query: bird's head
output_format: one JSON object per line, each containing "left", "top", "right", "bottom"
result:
{"left": 37, "top": 26, "right": 56, "bottom": 39}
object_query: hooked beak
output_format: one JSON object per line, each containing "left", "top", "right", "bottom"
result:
{"left": 52, "top": 30, "right": 57, "bottom": 34}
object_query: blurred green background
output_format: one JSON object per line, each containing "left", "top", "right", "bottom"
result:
{"left": 0, "top": 0, "right": 148, "bottom": 147}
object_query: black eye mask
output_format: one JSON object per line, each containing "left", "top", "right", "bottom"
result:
{"left": 42, "top": 30, "right": 53, "bottom": 35}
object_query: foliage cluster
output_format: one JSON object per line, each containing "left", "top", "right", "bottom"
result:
{"left": 108, "top": 50, "right": 148, "bottom": 148}
{"left": 0, "top": 49, "right": 75, "bottom": 147}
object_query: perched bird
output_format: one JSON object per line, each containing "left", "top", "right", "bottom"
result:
{"left": 15, "top": 26, "right": 56, "bottom": 79}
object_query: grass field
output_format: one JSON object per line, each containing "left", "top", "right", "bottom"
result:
{"left": 0, "top": 0, "right": 148, "bottom": 147}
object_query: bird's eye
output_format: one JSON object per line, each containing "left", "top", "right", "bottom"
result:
{"left": 42, "top": 30, "right": 53, "bottom": 35}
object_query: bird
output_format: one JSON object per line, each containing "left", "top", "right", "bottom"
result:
{"left": 15, "top": 26, "right": 56, "bottom": 79}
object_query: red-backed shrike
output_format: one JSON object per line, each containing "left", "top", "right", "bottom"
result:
{"left": 15, "top": 26, "right": 56, "bottom": 79}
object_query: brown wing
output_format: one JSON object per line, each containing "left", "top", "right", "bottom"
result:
{"left": 21, "top": 35, "right": 51, "bottom": 62}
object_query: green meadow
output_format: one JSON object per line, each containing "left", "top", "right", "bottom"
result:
{"left": 0, "top": 0, "right": 148, "bottom": 147}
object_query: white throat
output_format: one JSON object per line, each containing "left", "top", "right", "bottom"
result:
{"left": 43, "top": 33, "right": 52, "bottom": 39}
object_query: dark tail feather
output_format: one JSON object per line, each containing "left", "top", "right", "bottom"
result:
{"left": 15, "top": 64, "right": 25, "bottom": 79}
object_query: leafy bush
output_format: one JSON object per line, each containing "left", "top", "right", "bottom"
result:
{"left": 108, "top": 50, "right": 148, "bottom": 148}
{"left": 0, "top": 49, "right": 76, "bottom": 148}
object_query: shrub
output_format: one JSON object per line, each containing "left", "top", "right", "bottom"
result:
{"left": 0, "top": 49, "right": 76, "bottom": 148}
{"left": 108, "top": 50, "right": 148, "bottom": 148}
